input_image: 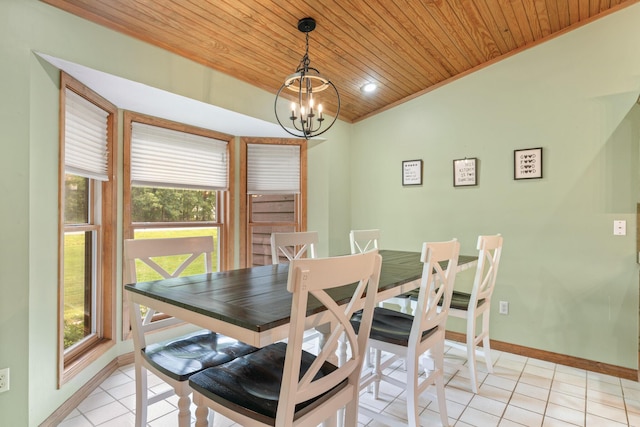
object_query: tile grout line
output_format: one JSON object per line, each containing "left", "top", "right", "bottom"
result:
{"left": 64, "top": 349, "right": 638, "bottom": 427}
{"left": 496, "top": 351, "right": 527, "bottom": 427}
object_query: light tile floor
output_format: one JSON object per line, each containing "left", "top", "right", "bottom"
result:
{"left": 59, "top": 342, "right": 640, "bottom": 427}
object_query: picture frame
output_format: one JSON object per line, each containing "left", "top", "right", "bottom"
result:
{"left": 453, "top": 158, "right": 477, "bottom": 187}
{"left": 514, "top": 147, "right": 543, "bottom": 180}
{"left": 402, "top": 159, "right": 423, "bottom": 186}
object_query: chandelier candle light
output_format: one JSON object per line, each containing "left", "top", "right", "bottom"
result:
{"left": 274, "top": 17, "right": 340, "bottom": 139}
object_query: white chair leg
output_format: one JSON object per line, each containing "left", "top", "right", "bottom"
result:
{"left": 434, "top": 341, "right": 449, "bottom": 426}
{"left": 482, "top": 311, "right": 494, "bottom": 373}
{"left": 365, "top": 346, "right": 375, "bottom": 393}
{"left": 373, "top": 348, "right": 382, "bottom": 399}
{"left": 435, "top": 372, "right": 449, "bottom": 426}
{"left": 176, "top": 390, "right": 191, "bottom": 427}
{"left": 406, "top": 355, "right": 420, "bottom": 427}
{"left": 466, "top": 315, "right": 479, "bottom": 394}
{"left": 324, "top": 411, "right": 338, "bottom": 427}
{"left": 194, "top": 394, "right": 209, "bottom": 427}
{"left": 344, "top": 400, "right": 359, "bottom": 427}
{"left": 134, "top": 361, "right": 148, "bottom": 427}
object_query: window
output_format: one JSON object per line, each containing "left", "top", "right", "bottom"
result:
{"left": 123, "top": 112, "right": 234, "bottom": 336}
{"left": 58, "top": 73, "right": 117, "bottom": 385}
{"left": 240, "top": 138, "right": 307, "bottom": 267}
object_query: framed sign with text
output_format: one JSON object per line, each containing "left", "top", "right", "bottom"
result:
{"left": 514, "top": 147, "right": 543, "bottom": 180}
{"left": 402, "top": 160, "right": 423, "bottom": 186}
{"left": 453, "top": 158, "right": 477, "bottom": 187}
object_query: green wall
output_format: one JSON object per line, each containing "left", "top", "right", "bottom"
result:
{"left": 1, "top": 0, "right": 640, "bottom": 425}
{"left": 350, "top": 6, "right": 640, "bottom": 369}
{"left": 1, "top": 2, "right": 32, "bottom": 426}
{"left": 1, "top": 0, "right": 349, "bottom": 424}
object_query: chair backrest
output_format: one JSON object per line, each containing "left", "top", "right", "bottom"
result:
{"left": 470, "top": 234, "right": 503, "bottom": 304}
{"left": 349, "top": 229, "right": 380, "bottom": 254}
{"left": 124, "top": 236, "right": 214, "bottom": 327}
{"left": 277, "top": 250, "right": 382, "bottom": 425}
{"left": 270, "top": 231, "right": 318, "bottom": 264}
{"left": 410, "top": 239, "right": 460, "bottom": 348}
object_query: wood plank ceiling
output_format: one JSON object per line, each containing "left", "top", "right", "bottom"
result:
{"left": 42, "top": 0, "right": 638, "bottom": 123}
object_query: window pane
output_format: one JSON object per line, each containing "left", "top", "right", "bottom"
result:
{"left": 131, "top": 187, "right": 216, "bottom": 222}
{"left": 63, "top": 230, "right": 94, "bottom": 350}
{"left": 64, "top": 174, "right": 89, "bottom": 224}
{"left": 250, "top": 194, "right": 295, "bottom": 223}
{"left": 133, "top": 227, "right": 219, "bottom": 278}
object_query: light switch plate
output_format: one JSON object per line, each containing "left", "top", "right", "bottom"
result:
{"left": 0, "top": 368, "right": 9, "bottom": 393}
{"left": 613, "top": 220, "right": 626, "bottom": 236}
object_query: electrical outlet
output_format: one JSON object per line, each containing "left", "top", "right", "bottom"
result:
{"left": 614, "top": 220, "right": 626, "bottom": 235}
{"left": 499, "top": 301, "right": 509, "bottom": 315}
{"left": 0, "top": 368, "right": 9, "bottom": 393}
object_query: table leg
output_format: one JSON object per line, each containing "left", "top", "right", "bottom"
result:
{"left": 315, "top": 323, "right": 340, "bottom": 365}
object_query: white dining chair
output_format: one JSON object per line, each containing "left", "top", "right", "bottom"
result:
{"left": 189, "top": 250, "right": 382, "bottom": 427}
{"left": 124, "top": 236, "right": 257, "bottom": 427}
{"left": 350, "top": 229, "right": 412, "bottom": 314}
{"left": 349, "top": 228, "right": 379, "bottom": 254}
{"left": 356, "top": 239, "right": 460, "bottom": 427}
{"left": 446, "top": 234, "right": 503, "bottom": 393}
{"left": 270, "top": 230, "right": 318, "bottom": 264}
{"left": 271, "top": 231, "right": 322, "bottom": 349}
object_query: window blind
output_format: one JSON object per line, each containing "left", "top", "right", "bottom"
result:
{"left": 247, "top": 144, "right": 300, "bottom": 194}
{"left": 64, "top": 89, "right": 110, "bottom": 181}
{"left": 131, "top": 122, "right": 228, "bottom": 190}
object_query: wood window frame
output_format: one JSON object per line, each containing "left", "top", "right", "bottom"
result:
{"left": 239, "top": 137, "right": 307, "bottom": 268}
{"left": 58, "top": 72, "right": 117, "bottom": 386}
{"left": 122, "top": 111, "right": 235, "bottom": 339}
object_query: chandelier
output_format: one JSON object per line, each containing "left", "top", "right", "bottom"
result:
{"left": 274, "top": 18, "right": 340, "bottom": 139}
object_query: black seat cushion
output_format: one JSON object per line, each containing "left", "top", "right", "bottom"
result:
{"left": 351, "top": 307, "right": 436, "bottom": 347}
{"left": 143, "top": 330, "right": 258, "bottom": 381}
{"left": 450, "top": 291, "right": 472, "bottom": 310}
{"left": 188, "top": 341, "right": 346, "bottom": 426}
{"left": 403, "top": 289, "right": 484, "bottom": 310}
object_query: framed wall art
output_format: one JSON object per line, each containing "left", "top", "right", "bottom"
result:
{"left": 402, "top": 159, "right": 423, "bottom": 186}
{"left": 453, "top": 158, "right": 477, "bottom": 187}
{"left": 514, "top": 147, "right": 543, "bottom": 180}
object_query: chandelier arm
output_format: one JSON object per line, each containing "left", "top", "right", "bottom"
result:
{"left": 274, "top": 85, "right": 306, "bottom": 138}
{"left": 303, "top": 80, "right": 340, "bottom": 138}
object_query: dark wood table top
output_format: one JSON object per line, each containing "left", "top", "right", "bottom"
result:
{"left": 125, "top": 250, "right": 478, "bottom": 338}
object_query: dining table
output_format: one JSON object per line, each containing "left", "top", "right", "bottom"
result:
{"left": 125, "top": 249, "right": 478, "bottom": 348}
{"left": 125, "top": 249, "right": 477, "bottom": 427}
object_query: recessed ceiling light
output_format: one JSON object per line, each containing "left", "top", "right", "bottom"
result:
{"left": 361, "top": 82, "right": 377, "bottom": 93}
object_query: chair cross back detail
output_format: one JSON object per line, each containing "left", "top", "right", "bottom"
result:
{"left": 282, "top": 253, "right": 381, "bottom": 416}
{"left": 412, "top": 240, "right": 460, "bottom": 345}
{"left": 349, "top": 229, "right": 380, "bottom": 254}
{"left": 471, "top": 234, "right": 503, "bottom": 304}
{"left": 124, "top": 236, "right": 213, "bottom": 280}
{"left": 270, "top": 231, "right": 318, "bottom": 264}
{"left": 124, "top": 236, "right": 213, "bottom": 327}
